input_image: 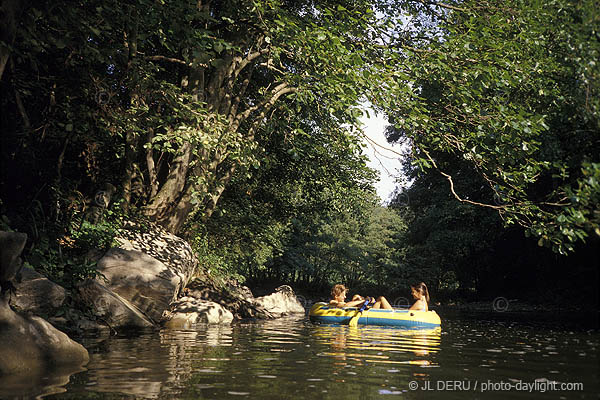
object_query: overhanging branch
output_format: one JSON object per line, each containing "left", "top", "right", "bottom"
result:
{"left": 419, "top": 0, "right": 468, "bottom": 12}
{"left": 422, "top": 149, "right": 506, "bottom": 210}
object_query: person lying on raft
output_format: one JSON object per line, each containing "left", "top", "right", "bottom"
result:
{"left": 329, "top": 284, "right": 393, "bottom": 310}
{"left": 329, "top": 284, "right": 365, "bottom": 308}
{"left": 408, "top": 282, "right": 430, "bottom": 312}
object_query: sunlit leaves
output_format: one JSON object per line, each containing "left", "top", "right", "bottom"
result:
{"left": 379, "top": 0, "right": 599, "bottom": 253}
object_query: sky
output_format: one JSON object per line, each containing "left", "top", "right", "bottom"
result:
{"left": 359, "top": 109, "right": 405, "bottom": 204}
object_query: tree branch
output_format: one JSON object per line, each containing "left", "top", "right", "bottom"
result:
{"left": 9, "top": 58, "right": 30, "bottom": 129}
{"left": 145, "top": 55, "right": 208, "bottom": 68}
{"left": 236, "top": 82, "right": 295, "bottom": 125}
{"left": 419, "top": 0, "right": 468, "bottom": 12}
{"left": 228, "top": 64, "right": 254, "bottom": 124}
{"left": 146, "top": 128, "right": 158, "bottom": 198}
{"left": 245, "top": 85, "right": 296, "bottom": 141}
{"left": 232, "top": 47, "right": 270, "bottom": 78}
{"left": 422, "top": 149, "right": 506, "bottom": 210}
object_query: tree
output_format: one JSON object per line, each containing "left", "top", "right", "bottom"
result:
{"left": 200, "top": 99, "right": 380, "bottom": 287}
{"left": 387, "top": 148, "right": 505, "bottom": 295}
{"left": 376, "top": 0, "right": 599, "bottom": 253}
{"left": 2, "top": 0, "right": 390, "bottom": 235}
{"left": 0, "top": 0, "right": 27, "bottom": 80}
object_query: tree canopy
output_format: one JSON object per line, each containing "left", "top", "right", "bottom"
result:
{"left": 376, "top": 0, "right": 599, "bottom": 254}
{"left": 0, "top": 0, "right": 597, "bottom": 303}
{"left": 1, "top": 0, "right": 387, "bottom": 232}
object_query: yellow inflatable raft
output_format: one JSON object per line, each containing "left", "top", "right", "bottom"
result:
{"left": 309, "top": 302, "right": 441, "bottom": 329}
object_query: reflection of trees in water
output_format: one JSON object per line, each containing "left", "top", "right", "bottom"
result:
{"left": 79, "top": 325, "right": 236, "bottom": 399}
{"left": 83, "top": 335, "right": 169, "bottom": 398}
{"left": 161, "top": 325, "right": 234, "bottom": 393}
{"left": 59, "top": 318, "right": 442, "bottom": 398}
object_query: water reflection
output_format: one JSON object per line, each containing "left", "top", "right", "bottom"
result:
{"left": 311, "top": 325, "right": 441, "bottom": 368}
{"left": 25, "top": 315, "right": 599, "bottom": 399}
{"left": 83, "top": 335, "right": 170, "bottom": 398}
{"left": 0, "top": 364, "right": 86, "bottom": 399}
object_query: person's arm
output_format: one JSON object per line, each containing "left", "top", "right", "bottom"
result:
{"left": 330, "top": 294, "right": 370, "bottom": 308}
{"left": 343, "top": 298, "right": 369, "bottom": 308}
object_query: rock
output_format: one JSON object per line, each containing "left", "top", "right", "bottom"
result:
{"left": 94, "top": 247, "right": 187, "bottom": 324}
{"left": 0, "top": 298, "right": 89, "bottom": 375}
{"left": 0, "top": 231, "right": 27, "bottom": 296}
{"left": 0, "top": 230, "right": 88, "bottom": 378}
{"left": 253, "top": 285, "right": 305, "bottom": 316}
{"left": 163, "top": 297, "right": 234, "bottom": 328}
{"left": 184, "top": 277, "right": 273, "bottom": 320}
{"left": 77, "top": 280, "right": 154, "bottom": 329}
{"left": 11, "top": 265, "right": 66, "bottom": 316}
{"left": 115, "top": 221, "right": 197, "bottom": 283}
{"left": 224, "top": 278, "right": 254, "bottom": 300}
{"left": 0, "top": 363, "right": 85, "bottom": 399}
{"left": 73, "top": 221, "right": 199, "bottom": 331}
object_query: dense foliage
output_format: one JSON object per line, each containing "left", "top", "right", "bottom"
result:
{"left": 1, "top": 0, "right": 386, "bottom": 231}
{"left": 1, "top": 0, "right": 597, "bottom": 304}
{"left": 376, "top": 0, "right": 599, "bottom": 254}
{"left": 376, "top": 0, "right": 599, "bottom": 304}
{"left": 1, "top": 0, "right": 387, "bottom": 286}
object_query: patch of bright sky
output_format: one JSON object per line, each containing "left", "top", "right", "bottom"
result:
{"left": 359, "top": 108, "right": 406, "bottom": 204}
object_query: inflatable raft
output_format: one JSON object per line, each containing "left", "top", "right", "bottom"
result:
{"left": 309, "top": 302, "right": 441, "bottom": 329}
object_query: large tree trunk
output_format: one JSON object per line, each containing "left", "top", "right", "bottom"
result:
{"left": 121, "top": 9, "right": 139, "bottom": 208}
{"left": 139, "top": 9, "right": 295, "bottom": 233}
{"left": 143, "top": 140, "right": 193, "bottom": 224}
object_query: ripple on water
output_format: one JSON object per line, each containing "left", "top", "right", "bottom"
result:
{"left": 7, "top": 315, "right": 596, "bottom": 399}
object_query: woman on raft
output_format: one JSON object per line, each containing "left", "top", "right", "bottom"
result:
{"left": 329, "top": 284, "right": 393, "bottom": 310}
{"left": 408, "top": 282, "right": 430, "bottom": 312}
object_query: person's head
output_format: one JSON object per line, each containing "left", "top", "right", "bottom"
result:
{"left": 331, "top": 284, "right": 348, "bottom": 300}
{"left": 411, "top": 282, "right": 430, "bottom": 303}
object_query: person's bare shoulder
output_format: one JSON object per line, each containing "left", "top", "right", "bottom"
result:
{"left": 409, "top": 299, "right": 426, "bottom": 311}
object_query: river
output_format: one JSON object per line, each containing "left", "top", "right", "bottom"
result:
{"left": 4, "top": 310, "right": 598, "bottom": 399}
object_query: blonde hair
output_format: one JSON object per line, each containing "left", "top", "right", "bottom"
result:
{"left": 331, "top": 284, "right": 348, "bottom": 298}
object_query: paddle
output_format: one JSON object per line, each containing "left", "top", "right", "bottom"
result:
{"left": 348, "top": 297, "right": 373, "bottom": 327}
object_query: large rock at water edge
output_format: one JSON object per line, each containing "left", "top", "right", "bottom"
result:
{"left": 163, "top": 297, "right": 234, "bottom": 328}
{"left": 253, "top": 285, "right": 305, "bottom": 316}
{"left": 11, "top": 265, "right": 66, "bottom": 316}
{"left": 115, "top": 221, "right": 197, "bottom": 284}
{"left": 77, "top": 280, "right": 154, "bottom": 329}
{"left": 0, "top": 231, "right": 27, "bottom": 294}
{"left": 183, "top": 277, "right": 274, "bottom": 320}
{"left": 94, "top": 247, "right": 187, "bottom": 323}
{"left": 0, "top": 298, "right": 89, "bottom": 375}
{"left": 0, "top": 230, "right": 88, "bottom": 377}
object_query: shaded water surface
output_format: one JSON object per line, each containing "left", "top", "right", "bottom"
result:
{"left": 8, "top": 312, "right": 600, "bottom": 399}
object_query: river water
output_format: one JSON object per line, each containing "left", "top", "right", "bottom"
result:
{"left": 5, "top": 310, "right": 599, "bottom": 399}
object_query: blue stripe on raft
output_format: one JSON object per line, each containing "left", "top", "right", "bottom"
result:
{"left": 310, "top": 315, "right": 363, "bottom": 324}
{"left": 364, "top": 317, "right": 439, "bottom": 329}
{"left": 310, "top": 315, "right": 439, "bottom": 328}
